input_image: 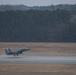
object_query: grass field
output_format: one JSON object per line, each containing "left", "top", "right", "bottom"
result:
{"left": 0, "top": 64, "right": 76, "bottom": 75}
{"left": 0, "top": 42, "right": 76, "bottom": 75}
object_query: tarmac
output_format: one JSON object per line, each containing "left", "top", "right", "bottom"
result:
{"left": 0, "top": 54, "right": 76, "bottom": 64}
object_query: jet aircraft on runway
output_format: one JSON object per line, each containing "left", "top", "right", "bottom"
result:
{"left": 5, "top": 48, "right": 31, "bottom": 56}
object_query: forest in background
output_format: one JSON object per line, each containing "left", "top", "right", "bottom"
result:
{"left": 0, "top": 4, "right": 76, "bottom": 42}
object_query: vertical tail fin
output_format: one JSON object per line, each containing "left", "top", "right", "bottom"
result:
{"left": 5, "top": 49, "right": 8, "bottom": 55}
{"left": 8, "top": 48, "right": 12, "bottom": 52}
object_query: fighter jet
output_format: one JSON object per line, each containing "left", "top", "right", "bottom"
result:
{"left": 5, "top": 48, "right": 31, "bottom": 56}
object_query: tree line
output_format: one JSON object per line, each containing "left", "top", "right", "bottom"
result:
{"left": 0, "top": 4, "right": 76, "bottom": 15}
{"left": 0, "top": 9, "right": 76, "bottom": 42}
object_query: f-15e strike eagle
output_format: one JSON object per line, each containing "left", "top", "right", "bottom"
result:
{"left": 5, "top": 48, "right": 31, "bottom": 56}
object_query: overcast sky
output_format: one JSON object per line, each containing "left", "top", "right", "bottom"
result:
{"left": 0, "top": 0, "right": 76, "bottom": 6}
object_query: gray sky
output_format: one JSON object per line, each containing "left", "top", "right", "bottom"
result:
{"left": 0, "top": 0, "right": 76, "bottom": 6}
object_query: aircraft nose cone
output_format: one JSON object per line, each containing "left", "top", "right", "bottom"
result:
{"left": 28, "top": 48, "right": 31, "bottom": 50}
{"left": 24, "top": 48, "right": 31, "bottom": 51}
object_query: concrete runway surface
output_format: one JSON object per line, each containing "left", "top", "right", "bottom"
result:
{"left": 0, "top": 54, "right": 76, "bottom": 64}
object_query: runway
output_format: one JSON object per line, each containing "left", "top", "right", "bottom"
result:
{"left": 0, "top": 54, "right": 76, "bottom": 64}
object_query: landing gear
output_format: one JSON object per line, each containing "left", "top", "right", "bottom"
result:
{"left": 14, "top": 54, "right": 18, "bottom": 56}
{"left": 14, "top": 54, "right": 15, "bottom": 56}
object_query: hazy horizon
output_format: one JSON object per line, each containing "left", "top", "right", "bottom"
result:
{"left": 0, "top": 0, "right": 76, "bottom": 6}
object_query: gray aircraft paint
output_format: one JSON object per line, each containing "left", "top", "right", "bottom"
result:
{"left": 5, "top": 48, "right": 31, "bottom": 56}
